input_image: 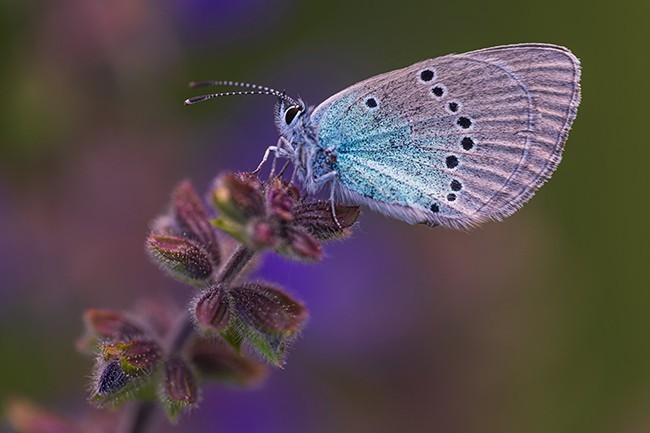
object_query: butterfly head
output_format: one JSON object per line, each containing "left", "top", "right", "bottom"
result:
{"left": 184, "top": 79, "right": 316, "bottom": 185}
{"left": 275, "top": 95, "right": 307, "bottom": 138}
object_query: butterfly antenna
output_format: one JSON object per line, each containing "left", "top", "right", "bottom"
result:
{"left": 185, "top": 80, "right": 300, "bottom": 107}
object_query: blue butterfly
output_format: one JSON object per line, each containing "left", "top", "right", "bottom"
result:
{"left": 187, "top": 43, "right": 581, "bottom": 229}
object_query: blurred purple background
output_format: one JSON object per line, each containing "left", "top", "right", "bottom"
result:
{"left": 1, "top": 1, "right": 649, "bottom": 433}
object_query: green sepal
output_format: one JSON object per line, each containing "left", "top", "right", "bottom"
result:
{"left": 228, "top": 316, "right": 285, "bottom": 367}
{"left": 220, "top": 326, "right": 243, "bottom": 353}
{"left": 161, "top": 399, "right": 185, "bottom": 424}
{"left": 212, "top": 217, "right": 246, "bottom": 244}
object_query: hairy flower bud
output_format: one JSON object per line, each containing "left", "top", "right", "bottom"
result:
{"left": 101, "top": 340, "right": 161, "bottom": 376}
{"left": 90, "top": 339, "right": 162, "bottom": 407}
{"left": 96, "top": 359, "right": 132, "bottom": 397}
{"left": 231, "top": 283, "right": 307, "bottom": 336}
{"left": 193, "top": 286, "right": 230, "bottom": 333}
{"left": 159, "top": 355, "right": 200, "bottom": 422}
{"left": 189, "top": 338, "right": 267, "bottom": 386}
{"left": 83, "top": 309, "right": 143, "bottom": 340}
{"left": 226, "top": 282, "right": 308, "bottom": 365}
{"left": 266, "top": 178, "right": 297, "bottom": 221}
{"left": 294, "top": 202, "right": 361, "bottom": 240}
{"left": 281, "top": 227, "right": 323, "bottom": 261}
{"left": 247, "top": 218, "right": 278, "bottom": 249}
{"left": 211, "top": 173, "right": 265, "bottom": 223}
{"left": 209, "top": 172, "right": 358, "bottom": 259}
{"left": 89, "top": 359, "right": 139, "bottom": 407}
{"left": 77, "top": 309, "right": 144, "bottom": 352}
{"left": 171, "top": 180, "right": 221, "bottom": 266}
{"left": 147, "top": 234, "right": 213, "bottom": 285}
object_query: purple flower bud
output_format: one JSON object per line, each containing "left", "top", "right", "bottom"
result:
{"left": 159, "top": 355, "right": 199, "bottom": 422}
{"left": 147, "top": 234, "right": 213, "bottom": 284}
{"left": 95, "top": 359, "right": 132, "bottom": 397}
{"left": 231, "top": 283, "right": 308, "bottom": 337}
{"left": 294, "top": 202, "right": 360, "bottom": 240}
{"left": 193, "top": 286, "right": 231, "bottom": 333}
{"left": 163, "top": 356, "right": 199, "bottom": 404}
{"left": 247, "top": 218, "right": 278, "bottom": 248}
{"left": 171, "top": 180, "right": 221, "bottom": 266}
{"left": 77, "top": 309, "right": 144, "bottom": 353}
{"left": 281, "top": 227, "right": 323, "bottom": 261}
{"left": 266, "top": 178, "right": 296, "bottom": 221}
{"left": 211, "top": 173, "right": 265, "bottom": 223}
{"left": 189, "top": 338, "right": 267, "bottom": 386}
{"left": 101, "top": 340, "right": 161, "bottom": 375}
{"left": 83, "top": 309, "right": 143, "bottom": 340}
{"left": 89, "top": 354, "right": 162, "bottom": 407}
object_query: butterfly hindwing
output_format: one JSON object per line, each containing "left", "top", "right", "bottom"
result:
{"left": 310, "top": 43, "right": 581, "bottom": 228}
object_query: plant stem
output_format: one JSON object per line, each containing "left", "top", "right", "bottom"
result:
{"left": 217, "top": 244, "right": 255, "bottom": 285}
{"left": 121, "top": 244, "right": 255, "bottom": 433}
{"left": 122, "top": 401, "right": 156, "bottom": 433}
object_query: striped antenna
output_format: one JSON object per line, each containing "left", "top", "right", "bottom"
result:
{"left": 184, "top": 80, "right": 300, "bottom": 107}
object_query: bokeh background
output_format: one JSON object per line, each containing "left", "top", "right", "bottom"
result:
{"left": 1, "top": 0, "right": 649, "bottom": 432}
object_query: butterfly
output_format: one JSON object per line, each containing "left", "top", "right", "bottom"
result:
{"left": 186, "top": 43, "right": 581, "bottom": 229}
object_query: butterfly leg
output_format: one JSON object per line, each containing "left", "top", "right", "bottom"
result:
{"left": 251, "top": 137, "right": 293, "bottom": 176}
{"left": 250, "top": 145, "right": 278, "bottom": 175}
{"left": 312, "top": 171, "right": 342, "bottom": 229}
{"left": 329, "top": 184, "right": 342, "bottom": 229}
{"left": 272, "top": 137, "right": 294, "bottom": 179}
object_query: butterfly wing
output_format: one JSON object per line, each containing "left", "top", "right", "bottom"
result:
{"left": 310, "top": 43, "right": 581, "bottom": 228}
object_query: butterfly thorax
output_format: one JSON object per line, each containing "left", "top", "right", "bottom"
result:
{"left": 276, "top": 103, "right": 338, "bottom": 194}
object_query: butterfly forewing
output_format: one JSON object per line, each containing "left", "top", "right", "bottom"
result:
{"left": 310, "top": 43, "right": 581, "bottom": 228}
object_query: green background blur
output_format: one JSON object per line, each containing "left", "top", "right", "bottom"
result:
{"left": 1, "top": 1, "right": 649, "bottom": 432}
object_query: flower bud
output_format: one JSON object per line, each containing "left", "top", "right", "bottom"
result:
{"left": 281, "top": 227, "right": 323, "bottom": 261}
{"left": 247, "top": 218, "right": 278, "bottom": 249}
{"left": 95, "top": 359, "right": 132, "bottom": 397}
{"left": 90, "top": 339, "right": 162, "bottom": 407}
{"left": 266, "top": 178, "right": 296, "bottom": 221}
{"left": 77, "top": 309, "right": 144, "bottom": 352}
{"left": 171, "top": 180, "right": 221, "bottom": 266}
{"left": 222, "top": 282, "right": 308, "bottom": 366}
{"left": 231, "top": 283, "right": 308, "bottom": 337}
{"left": 147, "top": 234, "right": 213, "bottom": 285}
{"left": 211, "top": 173, "right": 265, "bottom": 223}
{"left": 189, "top": 338, "right": 267, "bottom": 386}
{"left": 83, "top": 309, "right": 143, "bottom": 340}
{"left": 90, "top": 359, "right": 141, "bottom": 407}
{"left": 159, "top": 355, "right": 200, "bottom": 422}
{"left": 193, "top": 287, "right": 231, "bottom": 333}
{"left": 101, "top": 339, "right": 161, "bottom": 376}
{"left": 294, "top": 202, "right": 360, "bottom": 240}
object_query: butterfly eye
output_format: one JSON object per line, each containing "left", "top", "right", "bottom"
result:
{"left": 284, "top": 106, "right": 302, "bottom": 125}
